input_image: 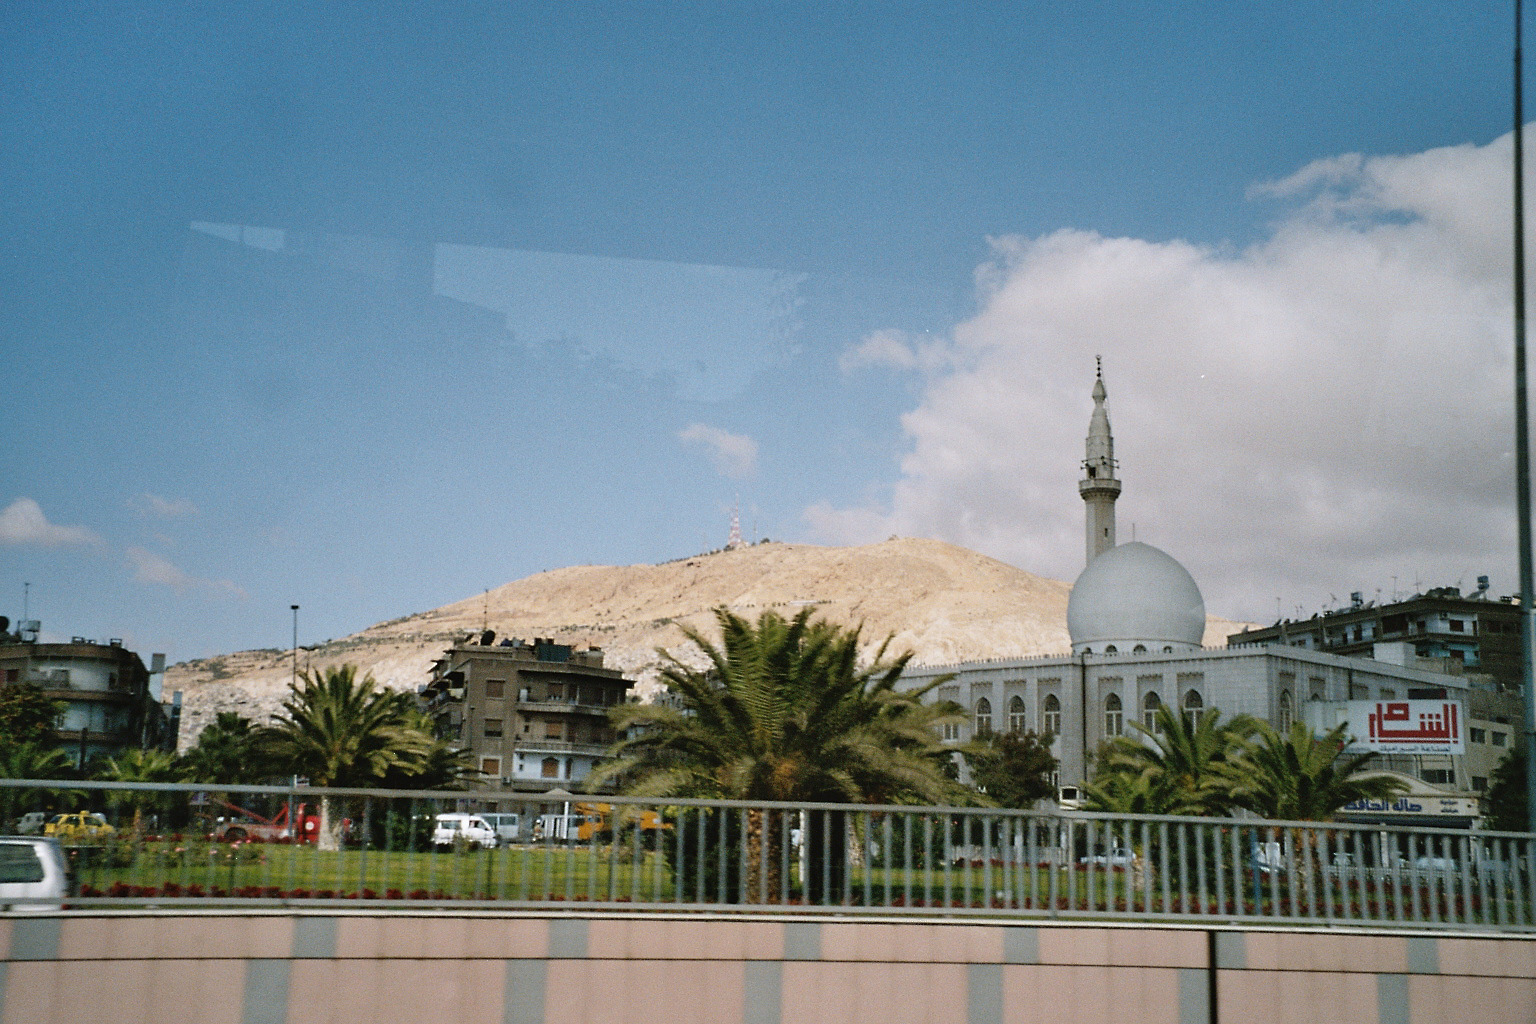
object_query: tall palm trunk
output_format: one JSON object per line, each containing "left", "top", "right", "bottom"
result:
{"left": 317, "top": 796, "right": 342, "bottom": 852}
{"left": 744, "top": 809, "right": 785, "bottom": 903}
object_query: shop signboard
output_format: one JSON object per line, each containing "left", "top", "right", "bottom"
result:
{"left": 1341, "top": 700, "right": 1463, "bottom": 754}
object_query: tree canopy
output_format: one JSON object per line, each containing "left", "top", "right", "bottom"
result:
{"left": 962, "top": 730, "right": 1058, "bottom": 808}
{"left": 1087, "top": 704, "right": 1258, "bottom": 816}
{"left": 1220, "top": 720, "right": 1407, "bottom": 822}
{"left": 589, "top": 606, "right": 971, "bottom": 805}
{"left": 258, "top": 664, "right": 431, "bottom": 788}
{"left": 180, "top": 711, "right": 269, "bottom": 785}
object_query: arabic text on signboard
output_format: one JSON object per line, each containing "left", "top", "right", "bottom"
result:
{"left": 1343, "top": 700, "right": 1464, "bottom": 754}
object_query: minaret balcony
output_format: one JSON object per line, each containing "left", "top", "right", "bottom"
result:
{"left": 1079, "top": 477, "right": 1122, "bottom": 497}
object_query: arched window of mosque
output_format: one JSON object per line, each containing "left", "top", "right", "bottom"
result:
{"left": 1278, "top": 690, "right": 1293, "bottom": 733}
{"left": 1104, "top": 693, "right": 1123, "bottom": 737}
{"left": 1104, "top": 644, "right": 1118, "bottom": 654}
{"left": 1182, "top": 689, "right": 1204, "bottom": 729}
{"left": 974, "top": 697, "right": 992, "bottom": 736}
{"left": 1132, "top": 644, "right": 1146, "bottom": 654}
{"left": 1162, "top": 646, "right": 1173, "bottom": 654}
{"left": 1042, "top": 694, "right": 1061, "bottom": 736}
{"left": 540, "top": 757, "right": 560, "bottom": 779}
{"left": 1142, "top": 691, "right": 1162, "bottom": 733}
{"left": 1008, "top": 695, "right": 1026, "bottom": 734}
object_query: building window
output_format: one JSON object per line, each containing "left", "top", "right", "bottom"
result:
{"left": 481, "top": 757, "right": 501, "bottom": 776}
{"left": 484, "top": 718, "right": 503, "bottom": 738}
{"left": 1008, "top": 695, "right": 1026, "bottom": 734}
{"left": 1380, "top": 689, "right": 1395, "bottom": 699}
{"left": 974, "top": 697, "right": 992, "bottom": 736}
{"left": 1449, "top": 619, "right": 1464, "bottom": 632}
{"left": 1182, "top": 689, "right": 1204, "bottom": 729}
{"left": 541, "top": 757, "right": 560, "bottom": 778}
{"left": 1104, "top": 644, "right": 1118, "bottom": 654}
{"left": 1132, "top": 644, "right": 1146, "bottom": 653}
{"left": 1470, "top": 727, "right": 1487, "bottom": 744}
{"left": 1421, "top": 768, "right": 1455, "bottom": 786}
{"left": 1104, "top": 693, "right": 1123, "bottom": 737}
{"left": 1473, "top": 776, "right": 1488, "bottom": 792}
{"left": 1278, "top": 691, "right": 1293, "bottom": 733}
{"left": 1493, "top": 731, "right": 1508, "bottom": 748}
{"left": 1142, "top": 691, "right": 1162, "bottom": 733}
{"left": 545, "top": 721, "right": 562, "bottom": 739}
{"left": 942, "top": 721, "right": 961, "bottom": 741}
{"left": 547, "top": 683, "right": 564, "bottom": 700}
{"left": 485, "top": 679, "right": 505, "bottom": 699}
{"left": 1042, "top": 694, "right": 1061, "bottom": 736}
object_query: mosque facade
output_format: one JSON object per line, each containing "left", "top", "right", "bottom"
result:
{"left": 901, "top": 365, "right": 1492, "bottom": 827}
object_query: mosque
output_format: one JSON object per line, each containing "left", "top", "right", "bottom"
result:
{"left": 901, "top": 363, "right": 1502, "bottom": 827}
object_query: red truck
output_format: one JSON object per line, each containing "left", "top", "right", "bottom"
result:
{"left": 210, "top": 799, "right": 327, "bottom": 843}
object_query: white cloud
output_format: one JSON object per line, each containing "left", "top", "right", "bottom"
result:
{"left": 128, "top": 493, "right": 199, "bottom": 518}
{"left": 838, "top": 329, "right": 952, "bottom": 374}
{"left": 126, "top": 547, "right": 246, "bottom": 598}
{"left": 678, "top": 423, "right": 759, "bottom": 479}
{"left": 817, "top": 131, "right": 1524, "bottom": 623}
{"left": 0, "top": 498, "right": 102, "bottom": 547}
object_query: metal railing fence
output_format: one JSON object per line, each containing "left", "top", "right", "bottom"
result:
{"left": 2, "top": 779, "right": 1532, "bottom": 930}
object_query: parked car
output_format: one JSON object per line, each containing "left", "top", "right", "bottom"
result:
{"left": 14, "top": 812, "right": 47, "bottom": 836}
{"left": 479, "top": 812, "right": 522, "bottom": 843}
{"left": 1413, "top": 856, "right": 1458, "bottom": 874}
{"left": 1079, "top": 847, "right": 1136, "bottom": 867}
{"left": 0, "top": 837, "right": 70, "bottom": 911}
{"left": 42, "top": 812, "right": 114, "bottom": 843}
{"left": 432, "top": 813, "right": 498, "bottom": 849}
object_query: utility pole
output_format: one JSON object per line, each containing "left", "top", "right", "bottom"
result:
{"left": 1515, "top": 0, "right": 1536, "bottom": 832}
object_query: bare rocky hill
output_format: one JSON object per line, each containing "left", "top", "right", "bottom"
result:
{"left": 165, "top": 538, "right": 1250, "bottom": 747}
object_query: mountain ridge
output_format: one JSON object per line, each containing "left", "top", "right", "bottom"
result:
{"left": 165, "top": 537, "right": 1251, "bottom": 746}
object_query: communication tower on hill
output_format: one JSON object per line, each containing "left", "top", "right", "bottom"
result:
{"left": 727, "top": 498, "right": 744, "bottom": 550}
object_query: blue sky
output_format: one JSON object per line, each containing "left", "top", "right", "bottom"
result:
{"left": 0, "top": 3, "right": 1527, "bottom": 662}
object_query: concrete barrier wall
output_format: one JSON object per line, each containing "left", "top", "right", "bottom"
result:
{"left": 2, "top": 912, "right": 1533, "bottom": 1024}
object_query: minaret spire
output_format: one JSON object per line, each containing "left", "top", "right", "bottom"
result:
{"left": 1079, "top": 356, "right": 1121, "bottom": 565}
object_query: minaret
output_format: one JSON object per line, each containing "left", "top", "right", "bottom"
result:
{"left": 1078, "top": 356, "right": 1121, "bottom": 565}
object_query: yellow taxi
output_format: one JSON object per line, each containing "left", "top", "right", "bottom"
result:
{"left": 41, "top": 812, "right": 115, "bottom": 842}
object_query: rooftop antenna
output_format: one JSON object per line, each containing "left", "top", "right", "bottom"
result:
{"left": 21, "top": 582, "right": 28, "bottom": 624}
{"left": 1391, "top": 575, "right": 1399, "bottom": 601}
{"left": 482, "top": 589, "right": 490, "bottom": 632}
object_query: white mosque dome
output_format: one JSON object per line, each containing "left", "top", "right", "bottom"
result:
{"left": 1066, "top": 541, "right": 1205, "bottom": 655}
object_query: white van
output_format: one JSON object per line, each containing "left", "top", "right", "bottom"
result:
{"left": 479, "top": 812, "right": 522, "bottom": 843}
{"left": 431, "top": 813, "right": 498, "bottom": 849}
{"left": 0, "top": 837, "right": 70, "bottom": 911}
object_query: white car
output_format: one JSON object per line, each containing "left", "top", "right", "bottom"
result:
{"left": 0, "top": 837, "right": 70, "bottom": 911}
{"left": 432, "top": 813, "right": 498, "bottom": 849}
{"left": 1079, "top": 847, "right": 1136, "bottom": 867}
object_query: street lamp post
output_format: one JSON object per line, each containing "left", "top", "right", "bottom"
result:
{"left": 291, "top": 605, "right": 300, "bottom": 690}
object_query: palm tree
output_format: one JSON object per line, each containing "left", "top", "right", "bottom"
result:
{"left": 99, "top": 747, "right": 181, "bottom": 832}
{"left": 259, "top": 664, "right": 430, "bottom": 849}
{"left": 0, "top": 742, "right": 79, "bottom": 823}
{"left": 1080, "top": 765, "right": 1180, "bottom": 815}
{"left": 1093, "top": 704, "right": 1257, "bottom": 816}
{"left": 181, "top": 712, "right": 267, "bottom": 785}
{"left": 1221, "top": 721, "right": 1407, "bottom": 822}
{"left": 589, "top": 607, "right": 970, "bottom": 901}
{"left": 380, "top": 705, "right": 479, "bottom": 790}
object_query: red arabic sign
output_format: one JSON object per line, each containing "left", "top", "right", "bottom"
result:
{"left": 1343, "top": 700, "right": 1463, "bottom": 754}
